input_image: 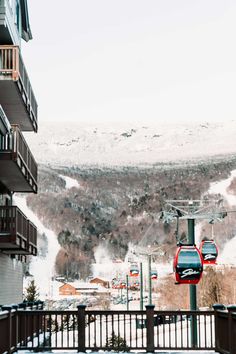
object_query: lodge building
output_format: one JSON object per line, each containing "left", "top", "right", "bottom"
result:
{"left": 0, "top": 0, "right": 38, "bottom": 304}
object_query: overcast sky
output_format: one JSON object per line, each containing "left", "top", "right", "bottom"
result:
{"left": 23, "top": 0, "right": 236, "bottom": 125}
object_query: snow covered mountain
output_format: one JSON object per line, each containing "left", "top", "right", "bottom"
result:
{"left": 24, "top": 120, "right": 236, "bottom": 167}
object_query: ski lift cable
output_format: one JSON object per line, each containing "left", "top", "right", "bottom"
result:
{"left": 137, "top": 211, "right": 163, "bottom": 248}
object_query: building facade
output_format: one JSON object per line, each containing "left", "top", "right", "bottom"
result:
{"left": 0, "top": 0, "right": 38, "bottom": 304}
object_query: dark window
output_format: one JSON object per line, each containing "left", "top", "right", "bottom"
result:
{"left": 178, "top": 250, "right": 202, "bottom": 267}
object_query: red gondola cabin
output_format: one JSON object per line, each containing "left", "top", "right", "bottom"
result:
{"left": 130, "top": 262, "right": 139, "bottom": 277}
{"left": 199, "top": 240, "right": 218, "bottom": 265}
{"left": 151, "top": 268, "right": 158, "bottom": 280}
{"left": 173, "top": 245, "right": 203, "bottom": 284}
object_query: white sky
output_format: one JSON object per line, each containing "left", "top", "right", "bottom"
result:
{"left": 23, "top": 0, "right": 236, "bottom": 125}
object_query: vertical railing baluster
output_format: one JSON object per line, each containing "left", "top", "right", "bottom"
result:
{"left": 198, "top": 314, "right": 201, "bottom": 348}
{"left": 210, "top": 314, "right": 213, "bottom": 348}
{"left": 156, "top": 314, "right": 160, "bottom": 348}
{"left": 111, "top": 313, "right": 114, "bottom": 349}
{"left": 174, "top": 314, "right": 177, "bottom": 348}
{"left": 129, "top": 313, "right": 132, "bottom": 349}
{"left": 49, "top": 313, "right": 52, "bottom": 348}
{"left": 88, "top": 314, "right": 91, "bottom": 348}
{"left": 105, "top": 314, "right": 108, "bottom": 349}
{"left": 169, "top": 315, "right": 171, "bottom": 347}
{"left": 94, "top": 313, "right": 97, "bottom": 348}
{"left": 100, "top": 314, "right": 102, "bottom": 348}
{"left": 204, "top": 314, "right": 207, "bottom": 348}
{"left": 73, "top": 314, "right": 76, "bottom": 348}
{"left": 77, "top": 305, "right": 86, "bottom": 352}
{"left": 55, "top": 314, "right": 57, "bottom": 348}
{"left": 141, "top": 313, "right": 143, "bottom": 348}
{"left": 67, "top": 314, "right": 69, "bottom": 347}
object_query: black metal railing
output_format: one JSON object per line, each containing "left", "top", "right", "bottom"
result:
{"left": 0, "top": 301, "right": 44, "bottom": 354}
{"left": 9, "top": 306, "right": 216, "bottom": 352}
{"left": 214, "top": 304, "right": 236, "bottom": 354}
{"left": 0, "top": 304, "right": 235, "bottom": 353}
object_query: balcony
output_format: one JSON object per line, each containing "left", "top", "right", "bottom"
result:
{"left": 0, "top": 206, "right": 37, "bottom": 255}
{"left": 0, "top": 123, "right": 37, "bottom": 193}
{"left": 0, "top": 45, "right": 38, "bottom": 132}
{"left": 0, "top": 0, "right": 21, "bottom": 45}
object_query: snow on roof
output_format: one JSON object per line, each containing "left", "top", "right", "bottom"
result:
{"left": 90, "top": 277, "right": 110, "bottom": 283}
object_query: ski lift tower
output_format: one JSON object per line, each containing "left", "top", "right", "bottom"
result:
{"left": 162, "top": 198, "right": 227, "bottom": 347}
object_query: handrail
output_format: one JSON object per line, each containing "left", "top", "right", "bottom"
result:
{"left": 0, "top": 124, "right": 37, "bottom": 183}
{"left": 28, "top": 220, "right": 37, "bottom": 246}
{"left": 0, "top": 206, "right": 37, "bottom": 247}
{"left": 0, "top": 206, "right": 27, "bottom": 240}
{"left": 0, "top": 105, "right": 11, "bottom": 134}
{"left": 0, "top": 45, "right": 38, "bottom": 126}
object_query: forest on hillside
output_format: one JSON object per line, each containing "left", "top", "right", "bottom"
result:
{"left": 27, "top": 157, "right": 236, "bottom": 279}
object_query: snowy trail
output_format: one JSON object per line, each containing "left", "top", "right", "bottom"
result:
{"left": 208, "top": 169, "right": 236, "bottom": 206}
{"left": 205, "top": 169, "right": 236, "bottom": 264}
{"left": 59, "top": 174, "right": 80, "bottom": 189}
{"left": 13, "top": 175, "right": 80, "bottom": 298}
{"left": 13, "top": 196, "right": 61, "bottom": 299}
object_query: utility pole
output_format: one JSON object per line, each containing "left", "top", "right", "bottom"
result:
{"left": 140, "top": 262, "right": 144, "bottom": 310}
{"left": 148, "top": 254, "right": 152, "bottom": 305}
{"left": 188, "top": 218, "right": 197, "bottom": 347}
{"left": 161, "top": 199, "right": 227, "bottom": 348}
{"left": 126, "top": 274, "right": 129, "bottom": 311}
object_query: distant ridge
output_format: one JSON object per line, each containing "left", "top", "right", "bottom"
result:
{"left": 24, "top": 121, "right": 236, "bottom": 167}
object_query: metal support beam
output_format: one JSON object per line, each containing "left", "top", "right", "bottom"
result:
{"left": 188, "top": 218, "right": 198, "bottom": 347}
{"left": 140, "top": 262, "right": 143, "bottom": 310}
{"left": 148, "top": 255, "right": 152, "bottom": 305}
{"left": 126, "top": 274, "right": 129, "bottom": 311}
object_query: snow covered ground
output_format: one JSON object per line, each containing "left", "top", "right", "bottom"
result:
{"left": 59, "top": 174, "right": 81, "bottom": 189}
{"left": 13, "top": 195, "right": 61, "bottom": 299}
{"left": 24, "top": 120, "right": 236, "bottom": 167}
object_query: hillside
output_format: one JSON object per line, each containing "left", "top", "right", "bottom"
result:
{"left": 26, "top": 157, "right": 236, "bottom": 280}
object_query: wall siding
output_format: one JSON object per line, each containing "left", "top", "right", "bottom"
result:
{"left": 0, "top": 253, "right": 23, "bottom": 305}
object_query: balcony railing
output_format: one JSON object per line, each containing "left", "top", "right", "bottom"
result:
{"left": 0, "top": 306, "right": 219, "bottom": 352}
{"left": 0, "top": 45, "right": 38, "bottom": 132}
{"left": 28, "top": 220, "right": 37, "bottom": 256}
{"left": 0, "top": 205, "right": 37, "bottom": 255}
{"left": 0, "top": 124, "right": 37, "bottom": 192}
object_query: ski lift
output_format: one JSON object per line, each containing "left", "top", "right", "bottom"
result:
{"left": 199, "top": 240, "right": 218, "bottom": 265}
{"left": 119, "top": 281, "right": 126, "bottom": 289}
{"left": 173, "top": 245, "right": 203, "bottom": 284}
{"left": 151, "top": 268, "right": 158, "bottom": 280}
{"left": 130, "top": 262, "right": 139, "bottom": 277}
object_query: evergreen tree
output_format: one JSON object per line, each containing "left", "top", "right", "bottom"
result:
{"left": 24, "top": 279, "right": 39, "bottom": 302}
{"left": 106, "top": 331, "right": 129, "bottom": 352}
